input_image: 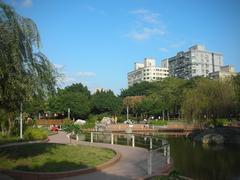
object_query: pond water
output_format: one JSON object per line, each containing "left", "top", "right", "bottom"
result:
{"left": 160, "top": 135, "right": 240, "bottom": 180}
{"left": 81, "top": 132, "right": 240, "bottom": 180}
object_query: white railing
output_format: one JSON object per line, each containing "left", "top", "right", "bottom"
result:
{"left": 78, "top": 131, "right": 171, "bottom": 175}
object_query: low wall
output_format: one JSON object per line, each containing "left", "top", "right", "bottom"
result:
{"left": 36, "top": 119, "right": 65, "bottom": 126}
{"left": 105, "top": 123, "right": 201, "bottom": 132}
{"left": 106, "top": 124, "right": 152, "bottom": 132}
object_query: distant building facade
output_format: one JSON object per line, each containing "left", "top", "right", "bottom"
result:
{"left": 168, "top": 45, "right": 223, "bottom": 79}
{"left": 128, "top": 58, "right": 169, "bottom": 87}
{"left": 209, "top": 65, "right": 237, "bottom": 80}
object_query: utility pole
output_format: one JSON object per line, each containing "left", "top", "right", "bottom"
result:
{"left": 68, "top": 108, "right": 70, "bottom": 120}
{"left": 20, "top": 102, "right": 23, "bottom": 139}
{"left": 126, "top": 106, "right": 129, "bottom": 121}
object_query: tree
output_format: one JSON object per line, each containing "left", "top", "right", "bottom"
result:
{"left": 62, "top": 121, "right": 82, "bottom": 144}
{"left": 181, "top": 78, "right": 237, "bottom": 123}
{"left": 123, "top": 96, "right": 144, "bottom": 119}
{"left": 0, "top": 2, "right": 58, "bottom": 135}
{"left": 120, "top": 81, "right": 154, "bottom": 97}
{"left": 91, "top": 90, "right": 122, "bottom": 115}
{"left": 149, "top": 78, "right": 187, "bottom": 119}
{"left": 48, "top": 83, "right": 91, "bottom": 119}
{"left": 232, "top": 74, "right": 240, "bottom": 118}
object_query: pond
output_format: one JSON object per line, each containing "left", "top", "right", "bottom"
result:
{"left": 81, "top": 132, "right": 240, "bottom": 179}
{"left": 160, "top": 135, "right": 240, "bottom": 180}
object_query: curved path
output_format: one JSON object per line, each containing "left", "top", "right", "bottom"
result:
{"left": 48, "top": 131, "right": 169, "bottom": 180}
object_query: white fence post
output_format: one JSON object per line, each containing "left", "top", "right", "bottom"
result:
{"left": 91, "top": 132, "right": 93, "bottom": 143}
{"left": 111, "top": 133, "right": 114, "bottom": 145}
{"left": 150, "top": 137, "right": 152, "bottom": 150}
{"left": 167, "top": 145, "right": 171, "bottom": 164}
{"left": 132, "top": 135, "right": 135, "bottom": 147}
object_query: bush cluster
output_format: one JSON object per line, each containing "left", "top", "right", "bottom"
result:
{"left": 23, "top": 128, "right": 48, "bottom": 141}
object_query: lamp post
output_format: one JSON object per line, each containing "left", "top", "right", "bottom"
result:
{"left": 20, "top": 102, "right": 23, "bottom": 139}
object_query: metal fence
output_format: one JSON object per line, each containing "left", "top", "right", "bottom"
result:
{"left": 75, "top": 131, "right": 171, "bottom": 175}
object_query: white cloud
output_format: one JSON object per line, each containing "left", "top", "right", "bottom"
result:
{"left": 127, "top": 27, "right": 166, "bottom": 41}
{"left": 86, "top": 5, "right": 105, "bottom": 14}
{"left": 131, "top": 9, "right": 160, "bottom": 24}
{"left": 56, "top": 74, "right": 77, "bottom": 88}
{"left": 76, "top": 71, "right": 96, "bottom": 77}
{"left": 127, "top": 8, "right": 167, "bottom": 41}
{"left": 21, "top": 0, "right": 32, "bottom": 8}
{"left": 54, "top": 64, "right": 64, "bottom": 69}
{"left": 170, "top": 40, "right": 186, "bottom": 48}
{"left": 158, "top": 47, "right": 168, "bottom": 52}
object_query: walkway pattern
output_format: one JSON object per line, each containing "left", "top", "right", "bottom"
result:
{"left": 48, "top": 131, "right": 168, "bottom": 180}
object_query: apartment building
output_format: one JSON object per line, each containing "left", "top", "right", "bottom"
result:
{"left": 168, "top": 45, "right": 223, "bottom": 79}
{"left": 128, "top": 58, "right": 169, "bottom": 87}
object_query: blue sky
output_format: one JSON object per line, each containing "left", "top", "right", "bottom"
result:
{"left": 4, "top": 0, "right": 240, "bottom": 94}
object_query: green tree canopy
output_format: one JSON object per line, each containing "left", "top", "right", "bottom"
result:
{"left": 91, "top": 90, "right": 122, "bottom": 115}
{"left": 48, "top": 83, "right": 91, "bottom": 119}
{"left": 182, "top": 78, "right": 237, "bottom": 122}
{"left": 120, "top": 81, "right": 154, "bottom": 97}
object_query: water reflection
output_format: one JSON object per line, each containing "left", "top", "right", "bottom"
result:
{"left": 163, "top": 136, "right": 240, "bottom": 180}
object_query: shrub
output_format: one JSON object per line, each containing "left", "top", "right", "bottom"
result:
{"left": 206, "top": 119, "right": 230, "bottom": 127}
{"left": 149, "top": 120, "right": 168, "bottom": 126}
{"left": 24, "top": 128, "right": 48, "bottom": 141}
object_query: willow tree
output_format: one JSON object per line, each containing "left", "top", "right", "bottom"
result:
{"left": 182, "top": 79, "right": 237, "bottom": 124}
{"left": 0, "top": 2, "right": 58, "bottom": 135}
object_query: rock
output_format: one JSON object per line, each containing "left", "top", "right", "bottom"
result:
{"left": 202, "top": 134, "right": 224, "bottom": 144}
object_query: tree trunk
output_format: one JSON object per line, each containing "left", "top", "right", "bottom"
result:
{"left": 1, "top": 122, "right": 6, "bottom": 136}
{"left": 7, "top": 112, "right": 13, "bottom": 136}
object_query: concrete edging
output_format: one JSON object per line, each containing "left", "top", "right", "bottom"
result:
{"left": 0, "top": 139, "right": 49, "bottom": 148}
{"left": 0, "top": 143, "right": 121, "bottom": 180}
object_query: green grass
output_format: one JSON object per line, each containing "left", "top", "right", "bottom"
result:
{"left": 0, "top": 143, "right": 115, "bottom": 172}
{"left": 149, "top": 120, "right": 168, "bottom": 126}
{"left": 0, "top": 135, "right": 24, "bottom": 145}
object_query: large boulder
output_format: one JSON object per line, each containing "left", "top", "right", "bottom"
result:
{"left": 202, "top": 134, "right": 224, "bottom": 144}
{"left": 74, "top": 119, "right": 86, "bottom": 125}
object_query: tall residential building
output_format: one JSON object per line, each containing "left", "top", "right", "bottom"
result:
{"left": 168, "top": 45, "right": 223, "bottom": 79}
{"left": 128, "top": 58, "right": 169, "bottom": 87}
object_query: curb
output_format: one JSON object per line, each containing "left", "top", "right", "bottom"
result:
{"left": 0, "top": 139, "right": 48, "bottom": 148}
{"left": 0, "top": 144, "right": 121, "bottom": 180}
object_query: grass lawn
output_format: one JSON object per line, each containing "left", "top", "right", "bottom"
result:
{"left": 0, "top": 143, "right": 115, "bottom": 172}
{"left": 0, "top": 135, "right": 25, "bottom": 145}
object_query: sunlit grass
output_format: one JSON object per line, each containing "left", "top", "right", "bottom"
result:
{"left": 0, "top": 143, "right": 115, "bottom": 172}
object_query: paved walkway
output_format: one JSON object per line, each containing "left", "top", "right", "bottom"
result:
{"left": 48, "top": 131, "right": 168, "bottom": 180}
